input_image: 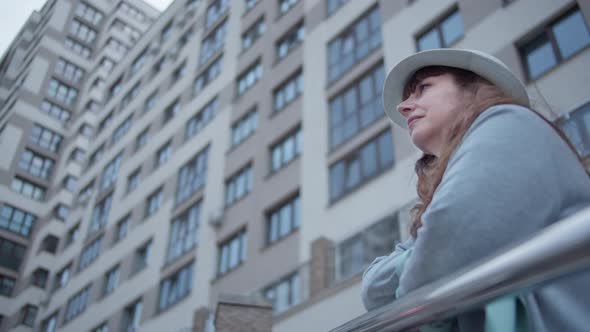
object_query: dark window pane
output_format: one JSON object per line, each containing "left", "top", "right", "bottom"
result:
{"left": 418, "top": 29, "right": 440, "bottom": 51}
{"left": 441, "top": 10, "right": 464, "bottom": 46}
{"left": 330, "top": 162, "right": 345, "bottom": 200}
{"left": 552, "top": 10, "right": 590, "bottom": 59}
{"left": 523, "top": 35, "right": 558, "bottom": 79}
{"left": 378, "top": 131, "right": 394, "bottom": 167}
{"left": 361, "top": 141, "right": 378, "bottom": 177}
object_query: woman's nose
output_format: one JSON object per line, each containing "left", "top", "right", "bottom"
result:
{"left": 397, "top": 99, "right": 415, "bottom": 118}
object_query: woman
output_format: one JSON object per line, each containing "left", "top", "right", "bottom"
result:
{"left": 361, "top": 49, "right": 590, "bottom": 331}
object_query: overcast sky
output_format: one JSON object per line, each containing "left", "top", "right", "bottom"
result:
{"left": 0, "top": 0, "right": 174, "bottom": 59}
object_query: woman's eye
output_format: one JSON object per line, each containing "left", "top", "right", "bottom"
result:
{"left": 418, "top": 83, "right": 431, "bottom": 92}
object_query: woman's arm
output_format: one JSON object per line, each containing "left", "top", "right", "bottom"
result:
{"left": 397, "top": 105, "right": 570, "bottom": 296}
{"left": 361, "top": 237, "right": 414, "bottom": 311}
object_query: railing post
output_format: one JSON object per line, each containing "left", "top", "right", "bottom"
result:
{"left": 310, "top": 237, "right": 336, "bottom": 295}
{"left": 214, "top": 294, "right": 273, "bottom": 332}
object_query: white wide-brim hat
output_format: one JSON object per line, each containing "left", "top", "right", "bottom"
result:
{"left": 382, "top": 48, "right": 530, "bottom": 129}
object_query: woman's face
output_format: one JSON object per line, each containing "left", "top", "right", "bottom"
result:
{"left": 397, "top": 73, "right": 469, "bottom": 157}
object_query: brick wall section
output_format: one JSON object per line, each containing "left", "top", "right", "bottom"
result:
{"left": 214, "top": 294, "right": 272, "bottom": 332}
{"left": 310, "top": 237, "right": 336, "bottom": 295}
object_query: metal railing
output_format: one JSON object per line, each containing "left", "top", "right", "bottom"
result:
{"left": 331, "top": 206, "right": 590, "bottom": 332}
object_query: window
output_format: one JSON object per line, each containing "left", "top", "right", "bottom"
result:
{"left": 242, "top": 17, "right": 265, "bottom": 52}
{"left": 127, "top": 168, "right": 141, "bottom": 193}
{"left": 328, "top": 6, "right": 381, "bottom": 82}
{"left": 0, "top": 275, "right": 15, "bottom": 296}
{"left": 91, "top": 322, "right": 108, "bottom": 332}
{"left": 115, "top": 215, "right": 130, "bottom": 243}
{"left": 271, "top": 128, "right": 302, "bottom": 172}
{"left": 118, "top": 2, "right": 147, "bottom": 22}
{"left": 62, "top": 175, "right": 77, "bottom": 192}
{"left": 135, "top": 127, "right": 150, "bottom": 151}
{"left": 279, "top": 0, "right": 299, "bottom": 15}
{"left": 144, "top": 90, "right": 158, "bottom": 113}
{"left": 112, "top": 19, "right": 141, "bottom": 40}
{"left": 186, "top": 97, "right": 218, "bottom": 140}
{"left": 121, "top": 83, "right": 140, "bottom": 108}
{"left": 171, "top": 61, "right": 187, "bottom": 84}
{"left": 267, "top": 195, "right": 300, "bottom": 244}
{"left": 327, "top": 0, "right": 349, "bottom": 16}
{"left": 155, "top": 142, "right": 172, "bottom": 168}
{"left": 65, "top": 38, "right": 91, "bottom": 58}
{"left": 54, "top": 204, "right": 70, "bottom": 221}
{"left": 558, "top": 100, "right": 590, "bottom": 157}
{"left": 121, "top": 299, "right": 143, "bottom": 332}
{"left": 78, "top": 181, "right": 94, "bottom": 204}
{"left": 78, "top": 236, "right": 102, "bottom": 271}
{"left": 11, "top": 177, "right": 46, "bottom": 201}
{"left": 47, "top": 79, "right": 78, "bottom": 106}
{"left": 338, "top": 215, "right": 399, "bottom": 279}
{"left": 237, "top": 60, "right": 262, "bottom": 96}
{"left": 66, "top": 224, "right": 79, "bottom": 247}
{"left": 112, "top": 116, "right": 132, "bottom": 144}
{"left": 18, "top": 149, "right": 54, "bottom": 179}
{"left": 63, "top": 285, "right": 91, "bottom": 323}
{"left": 194, "top": 55, "right": 223, "bottom": 95}
{"left": 69, "top": 148, "right": 86, "bottom": 163}
{"left": 159, "top": 262, "right": 194, "bottom": 311}
{"left": 88, "top": 194, "right": 113, "bottom": 235}
{"left": 225, "top": 164, "right": 253, "bottom": 206}
{"left": 55, "top": 58, "right": 85, "bottom": 83}
{"left": 98, "top": 111, "right": 114, "bottom": 134}
{"left": 330, "top": 130, "right": 394, "bottom": 202}
{"left": 30, "top": 124, "right": 62, "bottom": 152}
{"left": 161, "top": 20, "right": 174, "bottom": 43}
{"left": 176, "top": 147, "right": 209, "bottom": 205}
{"left": 76, "top": 2, "right": 104, "bottom": 25}
{"left": 146, "top": 188, "right": 163, "bottom": 217}
{"left": 109, "top": 76, "right": 123, "bottom": 98}
{"left": 40, "top": 312, "right": 58, "bottom": 332}
{"left": 276, "top": 21, "right": 304, "bottom": 60}
{"left": 263, "top": 272, "right": 300, "bottom": 314}
{"left": 103, "top": 265, "right": 119, "bottom": 296}
{"left": 0, "top": 204, "right": 36, "bottom": 237}
{"left": 70, "top": 19, "right": 97, "bottom": 43}
{"left": 329, "top": 64, "right": 385, "bottom": 149}
{"left": 40, "top": 235, "right": 58, "bottom": 254}
{"left": 20, "top": 304, "right": 38, "bottom": 327}
{"left": 131, "top": 48, "right": 149, "bottom": 74}
{"left": 206, "top": 0, "right": 229, "bottom": 28}
{"left": 40, "top": 100, "right": 71, "bottom": 123}
{"left": 416, "top": 7, "right": 464, "bottom": 51}
{"left": 80, "top": 123, "right": 94, "bottom": 138}
{"left": 520, "top": 8, "right": 590, "bottom": 80}
{"left": 167, "top": 203, "right": 201, "bottom": 262}
{"left": 273, "top": 70, "right": 303, "bottom": 112}
{"left": 163, "top": 99, "right": 181, "bottom": 123}
{"left": 100, "top": 152, "right": 123, "bottom": 190}
{"left": 88, "top": 144, "right": 105, "bottom": 169}
{"left": 54, "top": 263, "right": 71, "bottom": 290}
{"left": 107, "top": 37, "right": 129, "bottom": 54}
{"left": 100, "top": 57, "right": 116, "bottom": 73}
{"left": 0, "top": 238, "right": 26, "bottom": 271}
{"left": 200, "top": 20, "right": 227, "bottom": 65}
{"left": 32, "top": 268, "right": 49, "bottom": 288}
{"left": 151, "top": 56, "right": 167, "bottom": 77}
{"left": 217, "top": 230, "right": 247, "bottom": 275}
{"left": 133, "top": 240, "right": 153, "bottom": 273}
{"left": 231, "top": 110, "right": 258, "bottom": 147}
{"left": 245, "top": 0, "right": 259, "bottom": 11}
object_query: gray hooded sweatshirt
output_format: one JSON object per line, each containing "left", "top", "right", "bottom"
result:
{"left": 361, "top": 104, "right": 590, "bottom": 331}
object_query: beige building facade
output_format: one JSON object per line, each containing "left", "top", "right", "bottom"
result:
{"left": 0, "top": 0, "right": 589, "bottom": 331}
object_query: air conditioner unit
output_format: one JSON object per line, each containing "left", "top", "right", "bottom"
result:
{"left": 208, "top": 209, "right": 224, "bottom": 227}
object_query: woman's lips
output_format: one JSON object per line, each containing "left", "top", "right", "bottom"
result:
{"left": 407, "top": 116, "right": 422, "bottom": 129}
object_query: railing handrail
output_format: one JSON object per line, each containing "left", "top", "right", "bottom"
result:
{"left": 330, "top": 206, "right": 590, "bottom": 332}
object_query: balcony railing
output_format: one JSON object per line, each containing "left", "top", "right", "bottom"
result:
{"left": 331, "top": 206, "right": 590, "bottom": 332}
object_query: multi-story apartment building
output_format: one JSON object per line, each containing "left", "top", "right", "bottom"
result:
{"left": 0, "top": 0, "right": 588, "bottom": 331}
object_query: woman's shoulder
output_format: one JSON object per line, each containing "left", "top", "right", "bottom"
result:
{"left": 464, "top": 103, "right": 555, "bottom": 143}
